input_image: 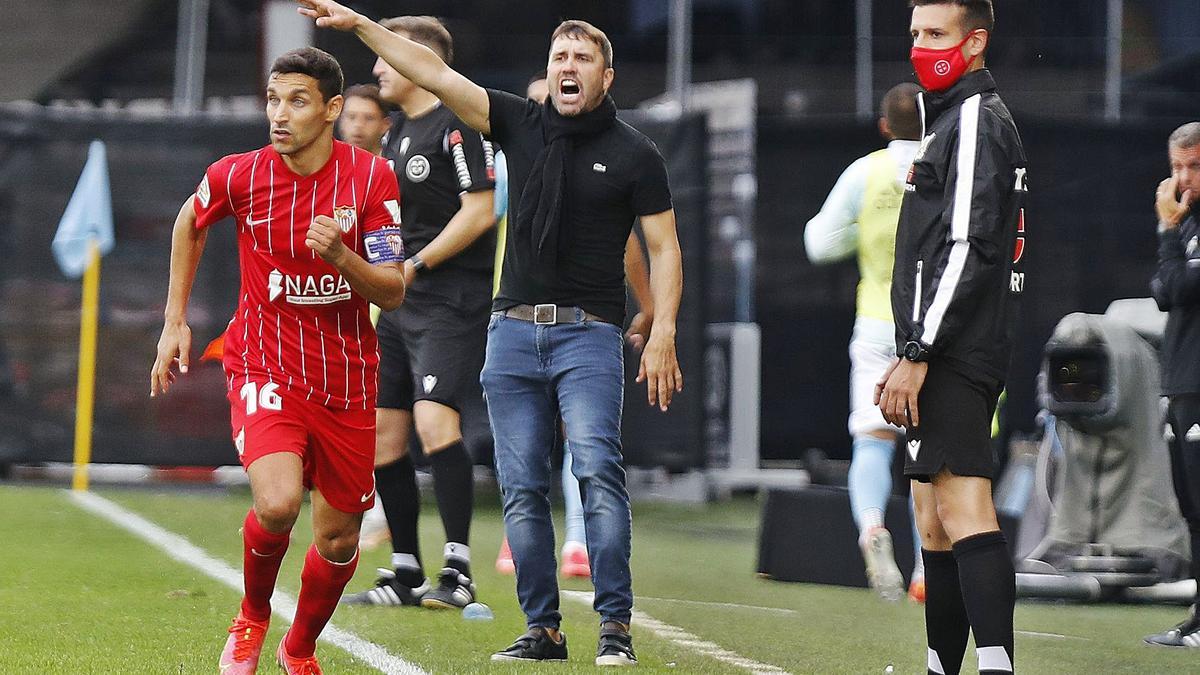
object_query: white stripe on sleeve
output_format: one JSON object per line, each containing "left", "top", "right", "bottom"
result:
{"left": 919, "top": 94, "right": 981, "bottom": 344}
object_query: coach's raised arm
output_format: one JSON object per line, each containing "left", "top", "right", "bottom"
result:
{"left": 296, "top": 0, "right": 492, "bottom": 134}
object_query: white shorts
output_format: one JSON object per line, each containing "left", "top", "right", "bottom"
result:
{"left": 848, "top": 317, "right": 898, "bottom": 437}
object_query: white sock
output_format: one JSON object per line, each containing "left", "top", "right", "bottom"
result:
{"left": 444, "top": 542, "right": 470, "bottom": 563}
{"left": 391, "top": 552, "right": 420, "bottom": 570}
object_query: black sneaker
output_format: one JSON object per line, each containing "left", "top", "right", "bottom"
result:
{"left": 596, "top": 621, "right": 637, "bottom": 666}
{"left": 420, "top": 566, "right": 476, "bottom": 609}
{"left": 1145, "top": 606, "right": 1200, "bottom": 647}
{"left": 340, "top": 568, "right": 429, "bottom": 606}
{"left": 491, "top": 627, "right": 569, "bottom": 662}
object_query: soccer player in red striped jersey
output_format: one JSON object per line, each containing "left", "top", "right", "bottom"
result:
{"left": 149, "top": 47, "right": 405, "bottom": 675}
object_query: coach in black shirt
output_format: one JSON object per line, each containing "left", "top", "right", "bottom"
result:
{"left": 485, "top": 87, "right": 671, "bottom": 326}
{"left": 1146, "top": 122, "right": 1200, "bottom": 648}
{"left": 300, "top": 1, "right": 684, "bottom": 666}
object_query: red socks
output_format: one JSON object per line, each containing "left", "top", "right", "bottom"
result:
{"left": 240, "top": 509, "right": 291, "bottom": 622}
{"left": 285, "top": 545, "right": 359, "bottom": 658}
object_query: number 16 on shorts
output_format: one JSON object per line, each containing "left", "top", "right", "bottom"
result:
{"left": 227, "top": 379, "right": 306, "bottom": 467}
{"left": 240, "top": 380, "right": 283, "bottom": 415}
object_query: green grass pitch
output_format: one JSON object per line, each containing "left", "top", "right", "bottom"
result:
{"left": 0, "top": 483, "right": 1195, "bottom": 673}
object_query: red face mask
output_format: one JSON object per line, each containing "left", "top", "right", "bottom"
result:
{"left": 910, "top": 31, "right": 980, "bottom": 92}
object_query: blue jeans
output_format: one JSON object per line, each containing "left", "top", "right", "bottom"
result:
{"left": 481, "top": 313, "right": 632, "bottom": 629}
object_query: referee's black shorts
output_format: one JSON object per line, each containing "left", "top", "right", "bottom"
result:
{"left": 391, "top": 269, "right": 491, "bottom": 413}
{"left": 376, "top": 310, "right": 414, "bottom": 411}
{"left": 904, "top": 361, "right": 1003, "bottom": 482}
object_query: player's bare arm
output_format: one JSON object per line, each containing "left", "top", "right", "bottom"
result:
{"left": 306, "top": 214, "right": 406, "bottom": 310}
{"left": 151, "top": 196, "right": 208, "bottom": 397}
{"left": 636, "top": 208, "right": 683, "bottom": 411}
{"left": 403, "top": 189, "right": 494, "bottom": 287}
{"left": 296, "top": 0, "right": 491, "bottom": 134}
{"left": 624, "top": 231, "right": 654, "bottom": 351}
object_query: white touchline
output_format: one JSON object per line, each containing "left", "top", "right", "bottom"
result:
{"left": 1015, "top": 630, "right": 1088, "bottom": 641}
{"left": 561, "top": 590, "right": 791, "bottom": 674}
{"left": 69, "top": 491, "right": 426, "bottom": 675}
{"left": 636, "top": 595, "right": 799, "bottom": 615}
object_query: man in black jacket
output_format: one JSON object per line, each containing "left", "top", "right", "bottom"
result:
{"left": 876, "top": 1, "right": 1026, "bottom": 673}
{"left": 1146, "top": 122, "right": 1200, "bottom": 648}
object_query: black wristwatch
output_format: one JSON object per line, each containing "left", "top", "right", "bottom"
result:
{"left": 410, "top": 255, "right": 427, "bottom": 274}
{"left": 902, "top": 340, "right": 930, "bottom": 363}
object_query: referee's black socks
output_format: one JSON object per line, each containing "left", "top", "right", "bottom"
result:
{"left": 922, "top": 548, "right": 969, "bottom": 675}
{"left": 374, "top": 455, "right": 425, "bottom": 587}
{"left": 428, "top": 439, "right": 474, "bottom": 574}
{"left": 954, "top": 530, "right": 1015, "bottom": 674}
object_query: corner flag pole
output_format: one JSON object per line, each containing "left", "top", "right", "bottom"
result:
{"left": 72, "top": 241, "right": 101, "bottom": 491}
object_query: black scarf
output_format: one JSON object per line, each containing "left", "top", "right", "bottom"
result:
{"left": 513, "top": 95, "right": 618, "bottom": 273}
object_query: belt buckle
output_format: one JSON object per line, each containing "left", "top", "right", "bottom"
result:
{"left": 533, "top": 303, "right": 557, "bottom": 325}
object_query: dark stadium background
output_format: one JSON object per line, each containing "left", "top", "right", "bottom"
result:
{"left": 3, "top": 0, "right": 1199, "bottom": 469}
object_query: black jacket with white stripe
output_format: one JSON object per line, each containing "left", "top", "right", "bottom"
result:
{"left": 1152, "top": 213, "right": 1200, "bottom": 396}
{"left": 891, "top": 69, "right": 1028, "bottom": 384}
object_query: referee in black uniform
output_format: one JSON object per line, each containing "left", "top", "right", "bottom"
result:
{"left": 340, "top": 16, "right": 496, "bottom": 611}
{"left": 1146, "top": 122, "right": 1200, "bottom": 648}
{"left": 877, "top": 2, "right": 1026, "bottom": 673}
{"left": 298, "top": 2, "right": 684, "bottom": 666}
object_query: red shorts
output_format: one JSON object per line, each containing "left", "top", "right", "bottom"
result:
{"left": 227, "top": 380, "right": 376, "bottom": 513}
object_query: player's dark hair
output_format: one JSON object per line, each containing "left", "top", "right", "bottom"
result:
{"left": 882, "top": 82, "right": 923, "bottom": 141}
{"left": 528, "top": 69, "right": 548, "bottom": 87}
{"left": 551, "top": 20, "right": 613, "bottom": 69}
{"left": 343, "top": 84, "right": 390, "bottom": 116}
{"left": 270, "top": 47, "right": 344, "bottom": 102}
{"left": 382, "top": 16, "right": 454, "bottom": 66}
{"left": 1169, "top": 122, "right": 1200, "bottom": 151}
{"left": 909, "top": 0, "right": 994, "bottom": 34}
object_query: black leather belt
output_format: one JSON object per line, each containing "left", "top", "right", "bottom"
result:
{"left": 503, "top": 304, "right": 605, "bottom": 325}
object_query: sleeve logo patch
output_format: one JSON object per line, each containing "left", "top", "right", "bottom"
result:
{"left": 364, "top": 226, "right": 405, "bottom": 264}
{"left": 197, "top": 174, "right": 211, "bottom": 207}
{"left": 406, "top": 155, "right": 431, "bottom": 183}
{"left": 383, "top": 199, "right": 402, "bottom": 224}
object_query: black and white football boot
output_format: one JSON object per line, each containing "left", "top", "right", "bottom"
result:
{"left": 1145, "top": 605, "right": 1200, "bottom": 647}
{"left": 420, "top": 566, "right": 476, "bottom": 609}
{"left": 339, "top": 568, "right": 430, "bottom": 607}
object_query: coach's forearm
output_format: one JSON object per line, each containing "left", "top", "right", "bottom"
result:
{"left": 164, "top": 197, "right": 207, "bottom": 322}
{"left": 349, "top": 13, "right": 490, "bottom": 133}
{"left": 353, "top": 16, "right": 449, "bottom": 100}
{"left": 625, "top": 232, "right": 654, "bottom": 315}
{"left": 332, "top": 251, "right": 406, "bottom": 311}
{"left": 646, "top": 241, "right": 682, "bottom": 339}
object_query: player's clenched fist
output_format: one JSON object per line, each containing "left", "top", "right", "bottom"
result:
{"left": 306, "top": 215, "right": 346, "bottom": 264}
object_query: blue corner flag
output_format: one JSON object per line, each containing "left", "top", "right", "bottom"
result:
{"left": 53, "top": 140, "right": 115, "bottom": 278}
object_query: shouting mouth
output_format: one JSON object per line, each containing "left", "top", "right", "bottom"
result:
{"left": 559, "top": 78, "right": 581, "bottom": 105}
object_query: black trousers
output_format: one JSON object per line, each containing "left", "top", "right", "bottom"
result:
{"left": 1167, "top": 395, "right": 1200, "bottom": 591}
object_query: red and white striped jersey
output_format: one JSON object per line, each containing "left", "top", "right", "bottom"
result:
{"left": 193, "top": 140, "right": 403, "bottom": 410}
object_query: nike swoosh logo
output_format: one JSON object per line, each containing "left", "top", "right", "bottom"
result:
{"left": 245, "top": 215, "right": 271, "bottom": 227}
{"left": 361, "top": 490, "right": 375, "bottom": 503}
